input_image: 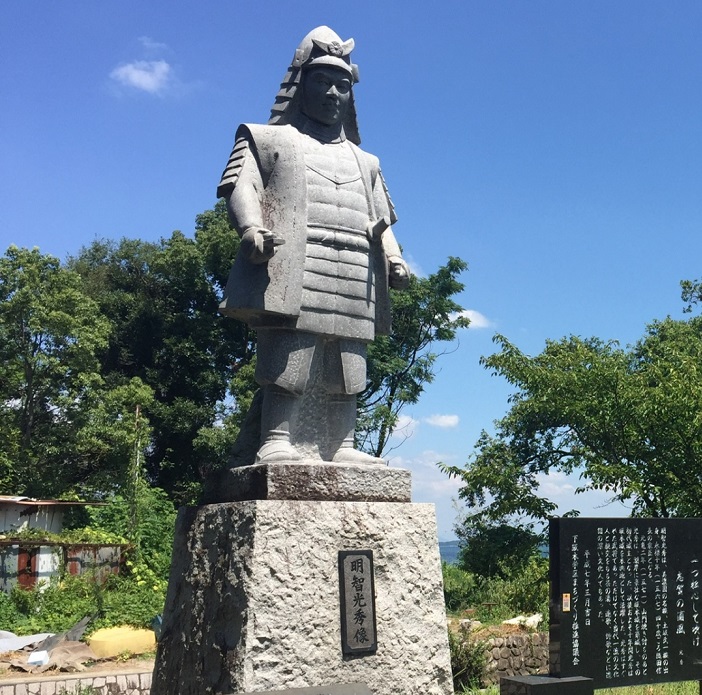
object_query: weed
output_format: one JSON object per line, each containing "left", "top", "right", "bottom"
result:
{"left": 449, "top": 630, "right": 488, "bottom": 692}
{"left": 597, "top": 683, "right": 698, "bottom": 694}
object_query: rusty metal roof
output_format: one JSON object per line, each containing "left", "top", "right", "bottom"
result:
{"left": 0, "top": 495, "right": 106, "bottom": 506}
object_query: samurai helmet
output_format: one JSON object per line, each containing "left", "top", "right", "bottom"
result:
{"left": 268, "top": 26, "right": 361, "bottom": 144}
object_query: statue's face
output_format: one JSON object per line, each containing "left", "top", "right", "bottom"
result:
{"left": 301, "top": 66, "right": 352, "bottom": 126}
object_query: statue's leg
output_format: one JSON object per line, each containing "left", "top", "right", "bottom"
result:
{"left": 325, "top": 340, "right": 384, "bottom": 465}
{"left": 256, "top": 385, "right": 302, "bottom": 462}
{"left": 329, "top": 393, "right": 384, "bottom": 465}
{"left": 254, "top": 328, "right": 316, "bottom": 463}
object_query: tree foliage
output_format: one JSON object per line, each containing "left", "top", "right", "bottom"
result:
{"left": 0, "top": 245, "right": 129, "bottom": 495}
{"left": 681, "top": 277, "right": 702, "bottom": 313}
{"left": 443, "top": 314, "right": 702, "bottom": 521}
{"left": 3, "top": 202, "right": 468, "bottom": 505}
{"left": 86, "top": 482, "right": 177, "bottom": 579}
{"left": 456, "top": 519, "right": 544, "bottom": 579}
{"left": 358, "top": 257, "right": 470, "bottom": 457}
{"left": 68, "top": 200, "right": 251, "bottom": 502}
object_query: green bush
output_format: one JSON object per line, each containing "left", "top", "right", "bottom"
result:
{"left": 457, "top": 521, "right": 543, "bottom": 580}
{"left": 4, "top": 570, "right": 165, "bottom": 636}
{"left": 443, "top": 559, "right": 548, "bottom": 623}
{"left": 91, "top": 574, "right": 165, "bottom": 632}
{"left": 85, "top": 482, "right": 176, "bottom": 580}
{"left": 449, "top": 630, "right": 487, "bottom": 692}
{"left": 8, "top": 574, "right": 97, "bottom": 635}
{"left": 503, "top": 557, "right": 549, "bottom": 616}
{"left": 442, "top": 562, "right": 477, "bottom": 613}
{"left": 0, "top": 589, "right": 24, "bottom": 629}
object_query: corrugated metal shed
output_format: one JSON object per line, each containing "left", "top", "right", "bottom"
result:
{"left": 0, "top": 496, "right": 124, "bottom": 592}
{"left": 0, "top": 495, "right": 106, "bottom": 506}
{"left": 0, "top": 541, "right": 129, "bottom": 592}
{"left": 0, "top": 496, "right": 106, "bottom": 535}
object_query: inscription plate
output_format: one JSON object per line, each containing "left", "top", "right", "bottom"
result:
{"left": 338, "top": 550, "right": 377, "bottom": 655}
{"left": 551, "top": 518, "right": 702, "bottom": 688}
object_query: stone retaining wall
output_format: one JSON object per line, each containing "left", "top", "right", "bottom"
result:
{"left": 483, "top": 632, "right": 549, "bottom": 684}
{"left": 0, "top": 669, "right": 152, "bottom": 695}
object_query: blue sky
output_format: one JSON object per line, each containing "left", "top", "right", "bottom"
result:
{"left": 3, "top": 2, "right": 702, "bottom": 538}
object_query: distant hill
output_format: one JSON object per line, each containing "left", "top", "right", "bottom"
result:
{"left": 439, "top": 540, "right": 460, "bottom": 565}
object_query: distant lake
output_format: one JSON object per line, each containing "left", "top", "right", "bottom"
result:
{"left": 439, "top": 540, "right": 460, "bottom": 564}
{"left": 439, "top": 540, "right": 548, "bottom": 565}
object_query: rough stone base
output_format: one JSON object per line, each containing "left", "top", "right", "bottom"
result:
{"left": 206, "top": 461, "right": 412, "bottom": 503}
{"left": 151, "top": 501, "right": 452, "bottom": 695}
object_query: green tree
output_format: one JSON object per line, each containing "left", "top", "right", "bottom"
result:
{"left": 86, "top": 482, "right": 176, "bottom": 579}
{"left": 681, "top": 277, "right": 702, "bottom": 313}
{"left": 0, "top": 245, "right": 118, "bottom": 496}
{"left": 358, "top": 257, "right": 470, "bottom": 457}
{"left": 456, "top": 519, "right": 543, "bottom": 579}
{"left": 69, "top": 202, "right": 250, "bottom": 502}
{"left": 442, "top": 315, "right": 702, "bottom": 521}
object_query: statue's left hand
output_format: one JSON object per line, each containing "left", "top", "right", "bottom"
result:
{"left": 241, "top": 227, "right": 285, "bottom": 264}
{"left": 388, "top": 256, "right": 410, "bottom": 290}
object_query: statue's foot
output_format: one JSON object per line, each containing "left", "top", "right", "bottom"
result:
{"left": 256, "top": 439, "right": 302, "bottom": 463}
{"left": 332, "top": 447, "right": 385, "bottom": 465}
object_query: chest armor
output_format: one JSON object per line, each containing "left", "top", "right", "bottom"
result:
{"left": 303, "top": 138, "right": 370, "bottom": 234}
{"left": 296, "top": 136, "right": 375, "bottom": 341}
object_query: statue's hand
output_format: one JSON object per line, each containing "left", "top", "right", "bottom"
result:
{"left": 241, "top": 227, "right": 284, "bottom": 264}
{"left": 388, "top": 256, "right": 410, "bottom": 290}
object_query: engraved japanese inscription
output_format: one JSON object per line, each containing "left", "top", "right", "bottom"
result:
{"left": 550, "top": 518, "right": 702, "bottom": 688}
{"left": 338, "top": 550, "right": 377, "bottom": 655}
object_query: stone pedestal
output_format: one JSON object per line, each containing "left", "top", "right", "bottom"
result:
{"left": 151, "top": 500, "right": 452, "bottom": 695}
{"left": 206, "top": 461, "right": 411, "bottom": 504}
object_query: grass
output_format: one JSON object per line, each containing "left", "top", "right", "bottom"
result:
{"left": 597, "top": 684, "right": 699, "bottom": 694}
{"left": 458, "top": 682, "right": 701, "bottom": 694}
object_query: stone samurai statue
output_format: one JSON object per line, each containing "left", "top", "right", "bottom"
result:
{"left": 217, "top": 26, "right": 410, "bottom": 467}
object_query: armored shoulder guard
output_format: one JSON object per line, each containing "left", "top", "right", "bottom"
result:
{"left": 217, "top": 134, "right": 251, "bottom": 199}
{"left": 377, "top": 168, "right": 398, "bottom": 225}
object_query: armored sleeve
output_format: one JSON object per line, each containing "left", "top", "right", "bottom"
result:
{"left": 217, "top": 132, "right": 266, "bottom": 234}
{"left": 372, "top": 167, "right": 398, "bottom": 226}
{"left": 217, "top": 134, "right": 253, "bottom": 199}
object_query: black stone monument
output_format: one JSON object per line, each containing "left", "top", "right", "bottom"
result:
{"left": 550, "top": 518, "right": 702, "bottom": 689}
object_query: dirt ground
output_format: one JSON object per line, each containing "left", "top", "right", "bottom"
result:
{"left": 447, "top": 615, "right": 544, "bottom": 638}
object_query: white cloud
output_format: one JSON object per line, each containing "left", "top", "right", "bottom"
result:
{"left": 536, "top": 471, "right": 576, "bottom": 499}
{"left": 424, "top": 476, "right": 463, "bottom": 495}
{"left": 390, "top": 413, "right": 419, "bottom": 441}
{"left": 451, "top": 309, "right": 494, "bottom": 329}
{"left": 403, "top": 253, "right": 425, "bottom": 278}
{"left": 110, "top": 60, "right": 172, "bottom": 95}
{"left": 424, "top": 413, "right": 459, "bottom": 428}
{"left": 390, "top": 448, "right": 455, "bottom": 471}
{"left": 139, "top": 36, "right": 168, "bottom": 52}
{"left": 387, "top": 449, "right": 463, "bottom": 538}
{"left": 535, "top": 470, "right": 634, "bottom": 518}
